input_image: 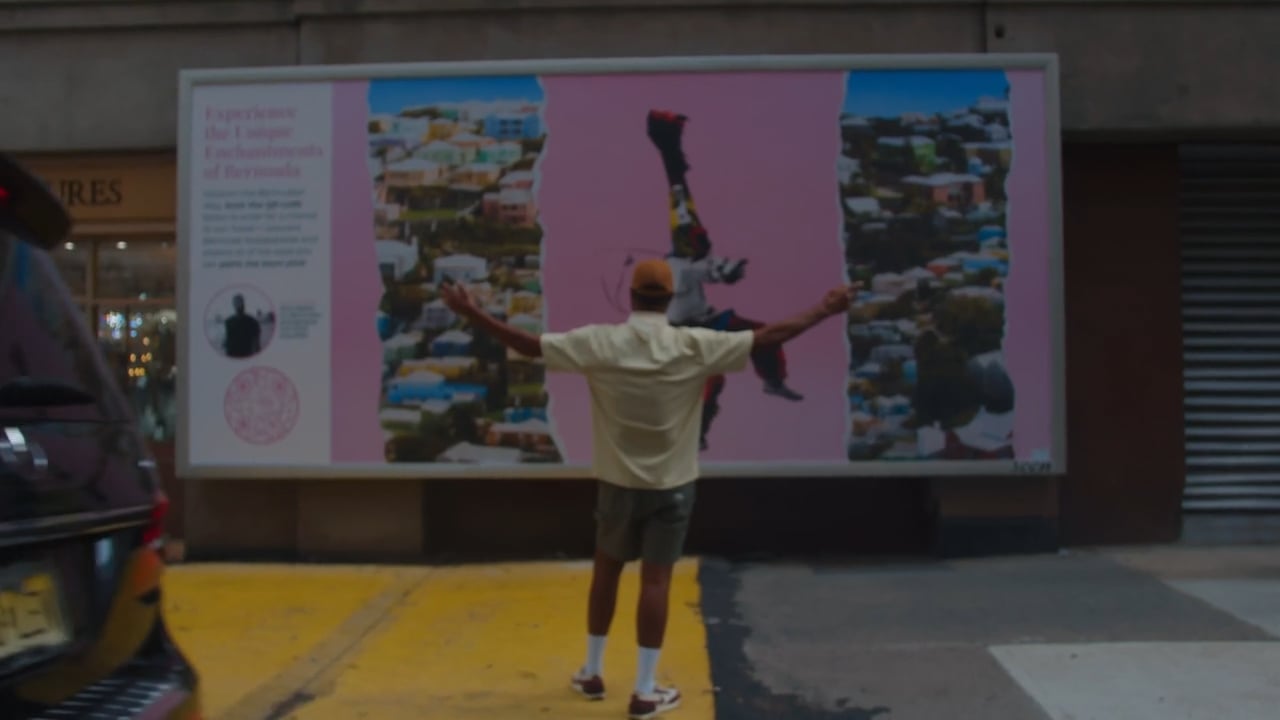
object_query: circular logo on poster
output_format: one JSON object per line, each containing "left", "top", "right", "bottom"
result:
{"left": 223, "top": 366, "right": 300, "bottom": 445}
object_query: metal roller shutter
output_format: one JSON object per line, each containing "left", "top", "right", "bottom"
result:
{"left": 1180, "top": 144, "right": 1280, "bottom": 514}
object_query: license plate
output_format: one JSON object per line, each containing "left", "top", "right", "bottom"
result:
{"left": 0, "top": 565, "right": 69, "bottom": 661}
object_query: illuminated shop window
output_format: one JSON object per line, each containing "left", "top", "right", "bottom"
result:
{"left": 59, "top": 236, "right": 177, "bottom": 442}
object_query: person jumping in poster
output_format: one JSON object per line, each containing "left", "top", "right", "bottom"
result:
{"left": 646, "top": 109, "right": 803, "bottom": 451}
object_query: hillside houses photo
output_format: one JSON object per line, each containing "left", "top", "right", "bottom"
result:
{"left": 366, "top": 76, "right": 559, "bottom": 465}
{"left": 840, "top": 70, "right": 1018, "bottom": 462}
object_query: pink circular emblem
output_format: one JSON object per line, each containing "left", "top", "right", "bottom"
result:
{"left": 223, "top": 367, "right": 301, "bottom": 445}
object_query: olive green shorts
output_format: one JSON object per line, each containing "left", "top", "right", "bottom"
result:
{"left": 594, "top": 480, "right": 697, "bottom": 565}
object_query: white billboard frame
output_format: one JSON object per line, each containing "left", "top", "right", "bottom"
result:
{"left": 177, "top": 52, "right": 1065, "bottom": 480}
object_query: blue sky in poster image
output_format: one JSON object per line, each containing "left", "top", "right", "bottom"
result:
{"left": 367, "top": 76, "right": 543, "bottom": 114}
{"left": 843, "top": 69, "right": 1009, "bottom": 118}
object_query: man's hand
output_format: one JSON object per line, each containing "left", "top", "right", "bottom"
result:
{"left": 438, "top": 280, "right": 544, "bottom": 358}
{"left": 439, "top": 281, "right": 478, "bottom": 318}
{"left": 819, "top": 284, "right": 858, "bottom": 317}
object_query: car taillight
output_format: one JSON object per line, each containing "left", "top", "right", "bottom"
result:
{"left": 143, "top": 491, "right": 170, "bottom": 548}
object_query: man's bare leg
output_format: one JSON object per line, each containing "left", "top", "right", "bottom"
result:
{"left": 626, "top": 559, "right": 682, "bottom": 717}
{"left": 635, "top": 560, "right": 675, "bottom": 690}
{"left": 575, "top": 549, "right": 626, "bottom": 699}
{"left": 627, "top": 488, "right": 692, "bottom": 717}
{"left": 590, "top": 549, "right": 626, "bottom": 637}
{"left": 637, "top": 561, "right": 673, "bottom": 648}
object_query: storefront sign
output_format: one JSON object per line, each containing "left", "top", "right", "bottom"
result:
{"left": 177, "top": 54, "right": 1066, "bottom": 479}
{"left": 17, "top": 154, "right": 175, "bottom": 224}
{"left": 51, "top": 177, "right": 123, "bottom": 208}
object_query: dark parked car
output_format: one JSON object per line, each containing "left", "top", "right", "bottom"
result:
{"left": 0, "top": 154, "right": 201, "bottom": 719}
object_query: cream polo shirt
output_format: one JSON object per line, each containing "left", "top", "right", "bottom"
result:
{"left": 540, "top": 312, "right": 754, "bottom": 490}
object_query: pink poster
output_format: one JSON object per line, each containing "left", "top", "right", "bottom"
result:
{"left": 539, "top": 72, "right": 849, "bottom": 464}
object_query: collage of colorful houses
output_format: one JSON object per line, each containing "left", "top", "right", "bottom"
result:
{"left": 368, "top": 77, "right": 559, "bottom": 465}
{"left": 840, "top": 70, "right": 1017, "bottom": 462}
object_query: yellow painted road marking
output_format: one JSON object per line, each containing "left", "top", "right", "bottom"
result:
{"left": 218, "top": 571, "right": 429, "bottom": 720}
{"left": 163, "top": 564, "right": 405, "bottom": 719}
{"left": 295, "top": 559, "right": 713, "bottom": 719}
{"left": 164, "top": 560, "right": 713, "bottom": 720}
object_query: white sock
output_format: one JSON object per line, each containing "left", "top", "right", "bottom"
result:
{"left": 585, "top": 634, "right": 606, "bottom": 677}
{"left": 635, "top": 647, "right": 661, "bottom": 695}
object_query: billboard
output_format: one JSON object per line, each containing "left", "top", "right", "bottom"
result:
{"left": 177, "top": 54, "right": 1064, "bottom": 479}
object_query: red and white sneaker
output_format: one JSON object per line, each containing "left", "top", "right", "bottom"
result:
{"left": 629, "top": 685, "right": 681, "bottom": 719}
{"left": 571, "top": 668, "right": 605, "bottom": 700}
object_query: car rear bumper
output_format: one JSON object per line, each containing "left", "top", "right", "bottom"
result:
{"left": 17, "top": 662, "right": 198, "bottom": 720}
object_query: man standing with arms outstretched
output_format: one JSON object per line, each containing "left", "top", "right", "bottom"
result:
{"left": 440, "top": 261, "right": 853, "bottom": 719}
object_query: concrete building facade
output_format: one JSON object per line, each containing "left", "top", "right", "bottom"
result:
{"left": 4, "top": 0, "right": 1275, "bottom": 560}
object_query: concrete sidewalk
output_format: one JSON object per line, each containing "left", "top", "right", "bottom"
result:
{"left": 161, "top": 545, "right": 1280, "bottom": 719}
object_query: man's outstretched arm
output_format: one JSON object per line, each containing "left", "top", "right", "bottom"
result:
{"left": 440, "top": 282, "right": 543, "bottom": 358}
{"left": 466, "top": 306, "right": 544, "bottom": 358}
{"left": 753, "top": 284, "right": 857, "bottom": 348}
